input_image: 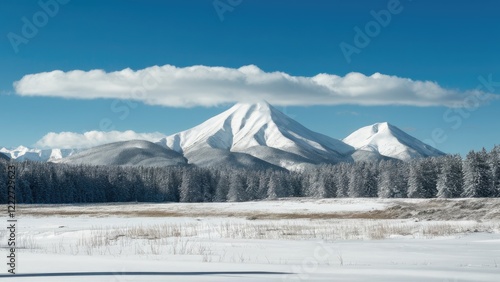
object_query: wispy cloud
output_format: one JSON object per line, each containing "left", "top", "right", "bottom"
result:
{"left": 35, "top": 130, "right": 166, "bottom": 149}
{"left": 14, "top": 64, "right": 497, "bottom": 107}
{"left": 336, "top": 111, "right": 360, "bottom": 116}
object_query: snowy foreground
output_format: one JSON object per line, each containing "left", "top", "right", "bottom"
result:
{"left": 1, "top": 198, "right": 500, "bottom": 281}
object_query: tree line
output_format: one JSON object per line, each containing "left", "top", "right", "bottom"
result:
{"left": 1, "top": 146, "right": 499, "bottom": 204}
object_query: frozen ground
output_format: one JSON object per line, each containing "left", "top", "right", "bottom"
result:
{"left": 1, "top": 198, "right": 500, "bottom": 281}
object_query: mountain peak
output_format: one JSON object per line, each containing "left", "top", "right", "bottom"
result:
{"left": 15, "top": 145, "right": 31, "bottom": 151}
{"left": 370, "top": 122, "right": 390, "bottom": 134}
{"left": 159, "top": 101, "right": 353, "bottom": 169}
{"left": 232, "top": 100, "right": 273, "bottom": 113}
{"left": 343, "top": 122, "right": 445, "bottom": 160}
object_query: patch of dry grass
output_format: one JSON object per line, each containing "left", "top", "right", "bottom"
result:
{"left": 42, "top": 219, "right": 500, "bottom": 261}
{"left": 3, "top": 198, "right": 500, "bottom": 221}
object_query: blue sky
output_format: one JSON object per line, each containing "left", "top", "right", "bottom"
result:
{"left": 1, "top": 0, "right": 499, "bottom": 155}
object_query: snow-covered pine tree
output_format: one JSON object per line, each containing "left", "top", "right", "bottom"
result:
{"left": 179, "top": 169, "right": 203, "bottom": 202}
{"left": 300, "top": 170, "right": 312, "bottom": 197}
{"left": 321, "top": 165, "right": 337, "bottom": 198}
{"left": 257, "top": 171, "right": 269, "bottom": 200}
{"left": 124, "top": 167, "right": 145, "bottom": 202}
{"left": 407, "top": 160, "right": 425, "bottom": 198}
{"left": 407, "top": 158, "right": 439, "bottom": 198}
{"left": 347, "top": 162, "right": 378, "bottom": 197}
{"left": 199, "top": 169, "right": 215, "bottom": 202}
{"left": 462, "top": 149, "right": 492, "bottom": 197}
{"left": 335, "top": 163, "right": 350, "bottom": 198}
{"left": 54, "top": 164, "right": 75, "bottom": 203}
{"left": 245, "top": 172, "right": 260, "bottom": 200}
{"left": 108, "top": 166, "right": 131, "bottom": 202}
{"left": 377, "top": 160, "right": 407, "bottom": 198}
{"left": 364, "top": 161, "right": 379, "bottom": 197}
{"left": 436, "top": 154, "right": 463, "bottom": 198}
{"left": 488, "top": 145, "right": 500, "bottom": 197}
{"left": 347, "top": 162, "right": 363, "bottom": 197}
{"left": 267, "top": 172, "right": 285, "bottom": 199}
{"left": 288, "top": 173, "right": 303, "bottom": 197}
{"left": 214, "top": 172, "right": 230, "bottom": 202}
{"left": 227, "top": 172, "right": 247, "bottom": 202}
{"left": 303, "top": 170, "right": 327, "bottom": 198}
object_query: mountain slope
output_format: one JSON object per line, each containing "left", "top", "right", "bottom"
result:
{"left": 343, "top": 122, "right": 445, "bottom": 160}
{"left": 58, "top": 140, "right": 188, "bottom": 167}
{"left": 183, "top": 147, "right": 284, "bottom": 170}
{"left": 0, "top": 152, "right": 9, "bottom": 161}
{"left": 158, "top": 102, "right": 354, "bottom": 169}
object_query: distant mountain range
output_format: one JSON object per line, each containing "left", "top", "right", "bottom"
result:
{"left": 0, "top": 146, "right": 80, "bottom": 162}
{"left": 1, "top": 102, "right": 445, "bottom": 170}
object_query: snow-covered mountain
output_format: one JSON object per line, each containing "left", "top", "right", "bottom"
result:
{"left": 57, "top": 140, "right": 188, "bottom": 167}
{"left": 0, "top": 146, "right": 80, "bottom": 162}
{"left": 343, "top": 122, "right": 445, "bottom": 161}
{"left": 158, "top": 102, "right": 355, "bottom": 169}
{"left": 2, "top": 103, "right": 445, "bottom": 169}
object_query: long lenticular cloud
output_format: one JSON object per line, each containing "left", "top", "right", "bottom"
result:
{"left": 13, "top": 64, "right": 497, "bottom": 107}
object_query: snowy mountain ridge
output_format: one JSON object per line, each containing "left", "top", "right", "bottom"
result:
{"left": 2, "top": 102, "right": 445, "bottom": 169}
{"left": 0, "top": 146, "right": 80, "bottom": 162}
{"left": 161, "top": 102, "right": 353, "bottom": 154}
{"left": 158, "top": 102, "right": 354, "bottom": 169}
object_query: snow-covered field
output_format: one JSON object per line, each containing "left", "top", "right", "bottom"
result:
{"left": 1, "top": 198, "right": 500, "bottom": 281}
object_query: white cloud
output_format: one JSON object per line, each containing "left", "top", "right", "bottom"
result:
{"left": 14, "top": 64, "right": 497, "bottom": 107}
{"left": 35, "top": 130, "right": 166, "bottom": 149}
